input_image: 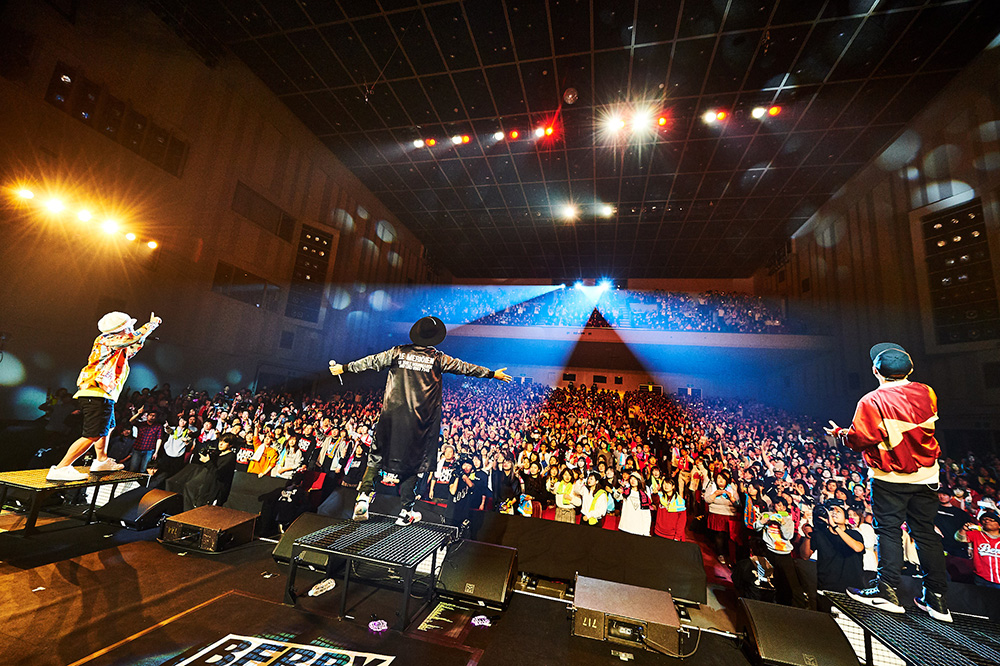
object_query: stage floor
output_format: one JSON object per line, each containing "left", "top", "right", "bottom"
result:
{"left": 0, "top": 519, "right": 747, "bottom": 666}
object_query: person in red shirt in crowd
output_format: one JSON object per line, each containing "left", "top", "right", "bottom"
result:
{"left": 826, "top": 342, "right": 951, "bottom": 622}
{"left": 956, "top": 509, "right": 1000, "bottom": 589}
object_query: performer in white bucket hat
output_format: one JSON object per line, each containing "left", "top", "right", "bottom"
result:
{"left": 46, "top": 311, "right": 162, "bottom": 482}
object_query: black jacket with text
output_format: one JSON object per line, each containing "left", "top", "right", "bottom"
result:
{"left": 346, "top": 344, "right": 493, "bottom": 477}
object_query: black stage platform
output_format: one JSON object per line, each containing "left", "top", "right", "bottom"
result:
{"left": 75, "top": 587, "right": 746, "bottom": 666}
{"left": 8, "top": 508, "right": 998, "bottom": 666}
{"left": 0, "top": 520, "right": 746, "bottom": 666}
{"left": 827, "top": 591, "right": 1000, "bottom": 666}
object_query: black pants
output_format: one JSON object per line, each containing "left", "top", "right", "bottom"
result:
{"left": 765, "top": 552, "right": 809, "bottom": 609}
{"left": 872, "top": 478, "right": 948, "bottom": 595}
{"left": 359, "top": 465, "right": 419, "bottom": 511}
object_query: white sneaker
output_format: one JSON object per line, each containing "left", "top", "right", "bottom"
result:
{"left": 353, "top": 493, "right": 371, "bottom": 521}
{"left": 90, "top": 458, "right": 124, "bottom": 472}
{"left": 46, "top": 466, "right": 89, "bottom": 482}
{"left": 395, "top": 510, "right": 422, "bottom": 526}
{"left": 307, "top": 578, "right": 337, "bottom": 597}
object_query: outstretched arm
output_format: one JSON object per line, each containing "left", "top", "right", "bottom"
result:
{"left": 440, "top": 353, "right": 513, "bottom": 381}
{"left": 330, "top": 348, "right": 398, "bottom": 377}
{"left": 106, "top": 313, "right": 162, "bottom": 350}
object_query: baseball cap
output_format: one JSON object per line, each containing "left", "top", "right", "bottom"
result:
{"left": 869, "top": 342, "right": 913, "bottom": 379}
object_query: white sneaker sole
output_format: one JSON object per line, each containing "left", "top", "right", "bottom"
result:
{"left": 914, "top": 599, "right": 952, "bottom": 623}
{"left": 847, "top": 590, "right": 905, "bottom": 614}
{"left": 353, "top": 507, "right": 369, "bottom": 521}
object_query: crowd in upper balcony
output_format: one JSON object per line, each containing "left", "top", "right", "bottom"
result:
{"left": 409, "top": 287, "right": 793, "bottom": 333}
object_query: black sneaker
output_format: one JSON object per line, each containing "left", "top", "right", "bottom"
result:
{"left": 847, "top": 580, "right": 905, "bottom": 614}
{"left": 914, "top": 590, "right": 953, "bottom": 623}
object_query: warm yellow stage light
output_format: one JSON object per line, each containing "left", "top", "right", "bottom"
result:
{"left": 125, "top": 232, "right": 137, "bottom": 241}
{"left": 78, "top": 210, "right": 92, "bottom": 221}
{"left": 147, "top": 240, "right": 158, "bottom": 249}
{"left": 102, "top": 220, "right": 119, "bottom": 234}
{"left": 45, "top": 198, "right": 65, "bottom": 213}
{"left": 16, "top": 189, "right": 35, "bottom": 199}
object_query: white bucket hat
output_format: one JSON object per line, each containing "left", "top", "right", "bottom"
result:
{"left": 98, "top": 311, "right": 136, "bottom": 334}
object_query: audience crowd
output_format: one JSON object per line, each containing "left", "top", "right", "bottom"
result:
{"left": 38, "top": 377, "right": 1000, "bottom": 603}
{"left": 409, "top": 288, "right": 792, "bottom": 333}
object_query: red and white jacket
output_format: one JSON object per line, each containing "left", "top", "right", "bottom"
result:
{"left": 837, "top": 381, "right": 940, "bottom": 484}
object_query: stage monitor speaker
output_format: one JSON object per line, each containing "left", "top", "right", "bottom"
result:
{"left": 435, "top": 539, "right": 517, "bottom": 609}
{"left": 95, "top": 487, "right": 183, "bottom": 530}
{"left": 572, "top": 575, "right": 680, "bottom": 654}
{"left": 740, "top": 599, "right": 857, "bottom": 666}
{"left": 161, "top": 505, "right": 256, "bottom": 553}
{"left": 224, "top": 471, "right": 285, "bottom": 515}
{"left": 272, "top": 512, "right": 345, "bottom": 572}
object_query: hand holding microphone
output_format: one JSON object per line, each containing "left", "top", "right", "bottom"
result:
{"left": 329, "top": 360, "right": 344, "bottom": 385}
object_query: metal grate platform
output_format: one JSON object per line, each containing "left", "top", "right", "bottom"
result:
{"left": 827, "top": 592, "right": 1000, "bottom": 666}
{"left": 0, "top": 467, "right": 148, "bottom": 535}
{"left": 283, "top": 514, "right": 458, "bottom": 630}
{"left": 0, "top": 467, "right": 145, "bottom": 490}
{"left": 295, "top": 516, "right": 454, "bottom": 568}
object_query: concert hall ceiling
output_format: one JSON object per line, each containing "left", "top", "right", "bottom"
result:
{"left": 155, "top": 0, "right": 1000, "bottom": 279}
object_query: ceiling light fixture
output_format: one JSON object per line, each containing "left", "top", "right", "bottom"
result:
{"left": 413, "top": 139, "right": 425, "bottom": 148}
{"left": 451, "top": 135, "right": 462, "bottom": 145}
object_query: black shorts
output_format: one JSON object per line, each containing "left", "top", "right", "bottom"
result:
{"left": 79, "top": 396, "right": 116, "bottom": 438}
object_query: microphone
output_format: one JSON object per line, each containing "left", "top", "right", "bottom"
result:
{"left": 330, "top": 360, "right": 343, "bottom": 385}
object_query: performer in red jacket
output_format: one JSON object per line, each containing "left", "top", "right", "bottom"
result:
{"left": 826, "top": 342, "right": 951, "bottom": 622}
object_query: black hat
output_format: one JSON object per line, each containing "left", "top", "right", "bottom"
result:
{"left": 869, "top": 342, "right": 913, "bottom": 379}
{"left": 409, "top": 316, "right": 447, "bottom": 346}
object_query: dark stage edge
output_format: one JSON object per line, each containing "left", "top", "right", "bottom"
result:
{"left": 827, "top": 591, "right": 1000, "bottom": 666}
{"left": 74, "top": 589, "right": 748, "bottom": 666}
{"left": 1, "top": 532, "right": 748, "bottom": 666}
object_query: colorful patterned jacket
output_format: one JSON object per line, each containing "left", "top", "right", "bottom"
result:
{"left": 76, "top": 322, "right": 158, "bottom": 402}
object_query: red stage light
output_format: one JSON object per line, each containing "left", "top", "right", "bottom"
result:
{"left": 768, "top": 105, "right": 781, "bottom": 116}
{"left": 509, "top": 130, "right": 519, "bottom": 140}
{"left": 544, "top": 126, "right": 554, "bottom": 136}
{"left": 658, "top": 116, "right": 668, "bottom": 126}
{"left": 715, "top": 111, "right": 728, "bottom": 121}
{"left": 461, "top": 135, "right": 470, "bottom": 143}
{"left": 426, "top": 138, "right": 436, "bottom": 146}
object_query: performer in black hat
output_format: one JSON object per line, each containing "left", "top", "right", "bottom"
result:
{"left": 329, "top": 316, "right": 511, "bottom": 525}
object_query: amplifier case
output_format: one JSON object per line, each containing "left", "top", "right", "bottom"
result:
{"left": 161, "top": 506, "right": 256, "bottom": 552}
{"left": 572, "top": 575, "right": 680, "bottom": 654}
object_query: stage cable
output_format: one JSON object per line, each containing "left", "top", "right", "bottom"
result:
{"left": 641, "top": 626, "right": 702, "bottom": 659}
